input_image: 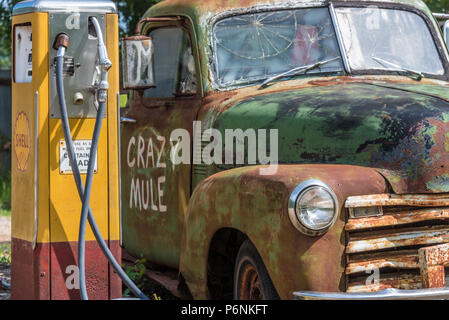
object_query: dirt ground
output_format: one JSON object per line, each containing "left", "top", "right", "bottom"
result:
{"left": 0, "top": 216, "right": 11, "bottom": 300}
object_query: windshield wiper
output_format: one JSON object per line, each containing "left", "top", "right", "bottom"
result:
{"left": 259, "top": 56, "right": 341, "bottom": 89}
{"left": 372, "top": 56, "right": 424, "bottom": 81}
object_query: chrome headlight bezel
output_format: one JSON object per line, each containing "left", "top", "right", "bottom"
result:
{"left": 288, "top": 180, "right": 339, "bottom": 236}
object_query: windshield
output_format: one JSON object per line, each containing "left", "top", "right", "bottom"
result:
{"left": 212, "top": 6, "right": 445, "bottom": 88}
{"left": 335, "top": 7, "right": 444, "bottom": 75}
{"left": 213, "top": 8, "right": 344, "bottom": 87}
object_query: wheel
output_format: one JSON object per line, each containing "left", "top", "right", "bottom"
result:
{"left": 233, "top": 239, "right": 279, "bottom": 300}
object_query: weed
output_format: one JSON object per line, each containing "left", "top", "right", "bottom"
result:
{"left": 122, "top": 256, "right": 165, "bottom": 300}
{"left": 122, "top": 256, "right": 148, "bottom": 297}
{"left": 0, "top": 243, "right": 10, "bottom": 265}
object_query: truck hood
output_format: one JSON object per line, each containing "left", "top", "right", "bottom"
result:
{"left": 213, "top": 82, "right": 449, "bottom": 194}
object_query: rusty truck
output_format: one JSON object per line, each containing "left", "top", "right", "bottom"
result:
{"left": 120, "top": 0, "right": 449, "bottom": 299}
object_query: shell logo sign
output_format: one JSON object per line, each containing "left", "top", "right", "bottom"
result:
{"left": 14, "top": 111, "right": 31, "bottom": 172}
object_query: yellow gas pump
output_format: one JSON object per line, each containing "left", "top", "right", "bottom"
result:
{"left": 11, "top": 0, "right": 123, "bottom": 300}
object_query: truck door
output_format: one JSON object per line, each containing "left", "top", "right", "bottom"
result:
{"left": 121, "top": 19, "right": 201, "bottom": 269}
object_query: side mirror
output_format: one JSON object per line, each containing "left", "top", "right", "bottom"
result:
{"left": 122, "top": 35, "right": 155, "bottom": 90}
{"left": 444, "top": 20, "right": 449, "bottom": 49}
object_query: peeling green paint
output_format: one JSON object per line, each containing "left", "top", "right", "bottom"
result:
{"left": 427, "top": 174, "right": 449, "bottom": 192}
{"left": 213, "top": 82, "right": 449, "bottom": 193}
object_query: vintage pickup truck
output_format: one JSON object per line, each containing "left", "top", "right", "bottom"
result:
{"left": 120, "top": 0, "right": 449, "bottom": 299}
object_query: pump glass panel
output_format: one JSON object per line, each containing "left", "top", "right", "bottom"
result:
{"left": 14, "top": 24, "right": 33, "bottom": 83}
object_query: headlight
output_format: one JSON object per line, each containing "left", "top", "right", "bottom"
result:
{"left": 288, "top": 180, "right": 339, "bottom": 236}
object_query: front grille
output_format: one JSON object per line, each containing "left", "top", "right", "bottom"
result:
{"left": 345, "top": 194, "right": 449, "bottom": 293}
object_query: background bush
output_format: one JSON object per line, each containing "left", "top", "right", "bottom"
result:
{"left": 0, "top": 171, "right": 10, "bottom": 211}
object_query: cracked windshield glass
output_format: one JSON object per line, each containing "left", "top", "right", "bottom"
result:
{"left": 213, "top": 8, "right": 344, "bottom": 87}
{"left": 334, "top": 7, "right": 444, "bottom": 75}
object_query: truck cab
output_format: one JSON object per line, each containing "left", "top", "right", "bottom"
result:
{"left": 120, "top": 0, "right": 449, "bottom": 299}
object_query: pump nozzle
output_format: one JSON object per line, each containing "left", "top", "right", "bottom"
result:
{"left": 89, "top": 17, "right": 112, "bottom": 72}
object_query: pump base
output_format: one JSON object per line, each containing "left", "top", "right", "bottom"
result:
{"left": 11, "top": 238, "right": 121, "bottom": 300}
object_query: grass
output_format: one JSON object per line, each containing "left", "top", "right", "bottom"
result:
{"left": 0, "top": 210, "right": 10, "bottom": 218}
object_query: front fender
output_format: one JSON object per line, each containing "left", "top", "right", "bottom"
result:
{"left": 180, "top": 164, "right": 389, "bottom": 299}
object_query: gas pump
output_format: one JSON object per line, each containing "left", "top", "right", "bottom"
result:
{"left": 11, "top": 0, "right": 146, "bottom": 300}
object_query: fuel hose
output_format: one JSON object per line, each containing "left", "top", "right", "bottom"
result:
{"left": 54, "top": 18, "right": 148, "bottom": 300}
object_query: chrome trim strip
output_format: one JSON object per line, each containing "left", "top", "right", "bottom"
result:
{"left": 33, "top": 91, "right": 38, "bottom": 250}
{"left": 345, "top": 193, "right": 449, "bottom": 208}
{"left": 433, "top": 13, "right": 449, "bottom": 20}
{"left": 117, "top": 92, "right": 122, "bottom": 247}
{"left": 13, "top": 0, "right": 117, "bottom": 15}
{"left": 120, "top": 117, "right": 137, "bottom": 124}
{"left": 294, "top": 287, "right": 449, "bottom": 300}
{"left": 348, "top": 206, "right": 383, "bottom": 219}
{"left": 444, "top": 20, "right": 449, "bottom": 45}
{"left": 329, "top": 2, "right": 351, "bottom": 73}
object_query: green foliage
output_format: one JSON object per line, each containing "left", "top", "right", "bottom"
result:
{"left": 114, "top": 1, "right": 162, "bottom": 39}
{"left": 0, "top": 243, "right": 11, "bottom": 265}
{"left": 0, "top": 133, "right": 11, "bottom": 211}
{"left": 122, "top": 256, "right": 163, "bottom": 300}
{"left": 0, "top": 0, "right": 21, "bottom": 68}
{"left": 122, "top": 256, "right": 147, "bottom": 297}
{"left": 424, "top": 0, "right": 449, "bottom": 13}
{"left": 0, "top": 210, "right": 10, "bottom": 217}
{"left": 0, "top": 171, "right": 10, "bottom": 211}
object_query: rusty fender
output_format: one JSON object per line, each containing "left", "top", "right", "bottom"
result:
{"left": 179, "top": 164, "right": 389, "bottom": 299}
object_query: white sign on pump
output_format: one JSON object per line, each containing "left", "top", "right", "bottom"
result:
{"left": 59, "top": 140, "right": 98, "bottom": 174}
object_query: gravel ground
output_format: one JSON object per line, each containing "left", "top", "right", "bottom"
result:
{"left": 0, "top": 217, "right": 10, "bottom": 243}
{"left": 0, "top": 262, "right": 10, "bottom": 300}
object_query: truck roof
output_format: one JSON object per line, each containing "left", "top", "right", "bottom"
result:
{"left": 146, "top": 0, "right": 432, "bottom": 24}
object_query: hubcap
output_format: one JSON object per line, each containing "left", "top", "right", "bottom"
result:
{"left": 239, "top": 263, "right": 264, "bottom": 300}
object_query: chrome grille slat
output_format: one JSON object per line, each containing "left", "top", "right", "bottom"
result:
{"left": 346, "top": 254, "right": 419, "bottom": 275}
{"left": 346, "top": 207, "right": 449, "bottom": 231}
{"left": 347, "top": 227, "right": 449, "bottom": 254}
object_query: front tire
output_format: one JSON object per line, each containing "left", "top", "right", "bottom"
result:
{"left": 233, "top": 239, "right": 279, "bottom": 300}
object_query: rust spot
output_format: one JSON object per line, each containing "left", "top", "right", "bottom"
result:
{"left": 346, "top": 254, "right": 418, "bottom": 275}
{"left": 419, "top": 243, "right": 449, "bottom": 288}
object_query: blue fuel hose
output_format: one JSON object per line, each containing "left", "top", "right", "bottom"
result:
{"left": 54, "top": 20, "right": 149, "bottom": 300}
